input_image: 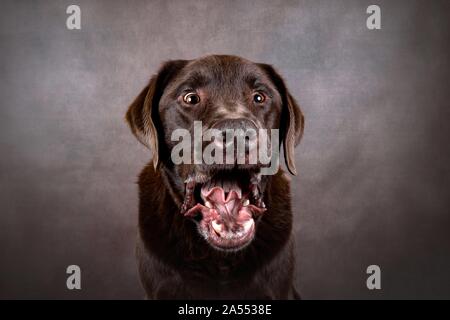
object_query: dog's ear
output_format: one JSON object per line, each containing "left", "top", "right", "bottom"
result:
{"left": 258, "top": 64, "right": 305, "bottom": 175}
{"left": 125, "top": 60, "right": 188, "bottom": 169}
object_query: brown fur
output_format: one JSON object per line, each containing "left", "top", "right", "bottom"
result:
{"left": 126, "top": 55, "right": 304, "bottom": 299}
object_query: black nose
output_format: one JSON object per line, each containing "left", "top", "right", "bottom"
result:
{"left": 211, "top": 118, "right": 258, "bottom": 152}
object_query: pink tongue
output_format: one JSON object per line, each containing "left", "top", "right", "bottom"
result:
{"left": 183, "top": 186, "right": 266, "bottom": 218}
{"left": 203, "top": 187, "right": 241, "bottom": 216}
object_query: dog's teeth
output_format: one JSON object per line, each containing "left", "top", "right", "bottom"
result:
{"left": 250, "top": 171, "right": 262, "bottom": 184}
{"left": 242, "top": 219, "right": 254, "bottom": 232}
{"left": 243, "top": 199, "right": 250, "bottom": 206}
{"left": 196, "top": 172, "right": 210, "bottom": 183}
{"left": 205, "top": 201, "right": 213, "bottom": 209}
{"left": 212, "top": 220, "right": 222, "bottom": 233}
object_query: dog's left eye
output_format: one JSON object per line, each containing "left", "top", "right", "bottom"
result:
{"left": 182, "top": 92, "right": 201, "bottom": 105}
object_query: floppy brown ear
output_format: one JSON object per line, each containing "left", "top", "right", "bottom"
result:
{"left": 125, "top": 60, "right": 188, "bottom": 169}
{"left": 283, "top": 93, "right": 304, "bottom": 175}
{"left": 125, "top": 78, "right": 159, "bottom": 168}
{"left": 258, "top": 64, "right": 305, "bottom": 175}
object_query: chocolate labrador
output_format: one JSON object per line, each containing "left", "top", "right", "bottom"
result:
{"left": 126, "top": 55, "right": 304, "bottom": 299}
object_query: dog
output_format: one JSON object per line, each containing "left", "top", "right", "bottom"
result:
{"left": 126, "top": 55, "right": 304, "bottom": 299}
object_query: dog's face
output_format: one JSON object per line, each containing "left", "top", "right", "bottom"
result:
{"left": 127, "top": 55, "right": 304, "bottom": 252}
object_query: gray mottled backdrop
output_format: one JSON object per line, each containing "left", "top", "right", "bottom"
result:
{"left": 1, "top": 0, "right": 449, "bottom": 299}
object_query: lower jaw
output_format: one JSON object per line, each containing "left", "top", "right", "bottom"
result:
{"left": 199, "top": 220, "right": 256, "bottom": 252}
{"left": 181, "top": 168, "right": 265, "bottom": 251}
{"left": 204, "top": 235, "right": 255, "bottom": 252}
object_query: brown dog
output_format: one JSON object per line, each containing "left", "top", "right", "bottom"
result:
{"left": 126, "top": 55, "right": 304, "bottom": 299}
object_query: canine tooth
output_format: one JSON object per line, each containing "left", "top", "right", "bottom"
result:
{"left": 185, "top": 172, "right": 209, "bottom": 184}
{"left": 195, "top": 172, "right": 210, "bottom": 183}
{"left": 212, "top": 220, "right": 222, "bottom": 233}
{"left": 205, "top": 201, "right": 213, "bottom": 209}
{"left": 250, "top": 171, "right": 262, "bottom": 184}
{"left": 181, "top": 180, "right": 196, "bottom": 215}
{"left": 243, "top": 219, "right": 254, "bottom": 232}
{"left": 243, "top": 199, "right": 250, "bottom": 206}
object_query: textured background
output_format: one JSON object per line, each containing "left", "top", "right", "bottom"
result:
{"left": 1, "top": 0, "right": 449, "bottom": 299}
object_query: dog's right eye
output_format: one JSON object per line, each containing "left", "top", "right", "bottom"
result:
{"left": 182, "top": 92, "right": 201, "bottom": 105}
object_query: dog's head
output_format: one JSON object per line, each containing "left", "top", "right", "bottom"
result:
{"left": 126, "top": 55, "right": 304, "bottom": 251}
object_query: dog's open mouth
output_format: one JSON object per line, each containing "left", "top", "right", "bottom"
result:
{"left": 181, "top": 170, "right": 266, "bottom": 251}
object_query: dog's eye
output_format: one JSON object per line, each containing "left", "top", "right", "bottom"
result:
{"left": 253, "top": 92, "right": 266, "bottom": 104}
{"left": 183, "top": 92, "right": 201, "bottom": 105}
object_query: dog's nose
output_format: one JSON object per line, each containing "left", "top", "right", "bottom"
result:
{"left": 211, "top": 118, "right": 258, "bottom": 152}
{"left": 212, "top": 118, "right": 257, "bottom": 132}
